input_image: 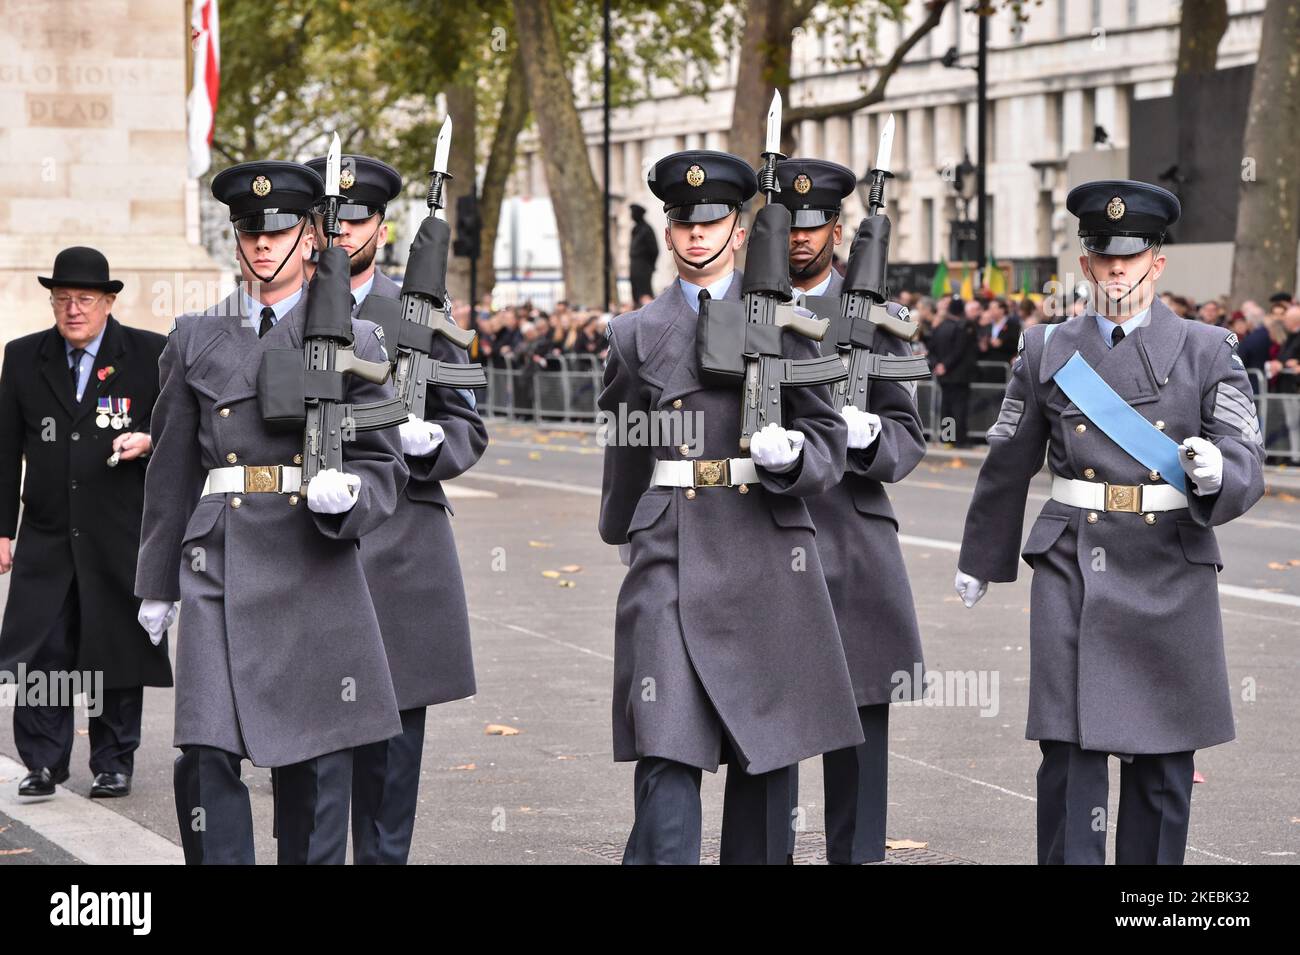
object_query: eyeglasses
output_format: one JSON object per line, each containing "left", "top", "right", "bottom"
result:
{"left": 51, "top": 294, "right": 103, "bottom": 311}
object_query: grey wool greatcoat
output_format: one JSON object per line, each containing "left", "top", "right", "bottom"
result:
{"left": 134, "top": 287, "right": 407, "bottom": 768}
{"left": 802, "top": 270, "right": 927, "bottom": 705}
{"left": 358, "top": 270, "right": 488, "bottom": 709}
{"left": 958, "top": 298, "right": 1265, "bottom": 755}
{"left": 598, "top": 272, "right": 864, "bottom": 776}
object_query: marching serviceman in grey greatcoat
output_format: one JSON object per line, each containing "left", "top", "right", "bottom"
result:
{"left": 599, "top": 149, "right": 863, "bottom": 865}
{"left": 776, "top": 159, "right": 927, "bottom": 864}
{"left": 308, "top": 152, "right": 489, "bottom": 864}
{"left": 134, "top": 160, "right": 407, "bottom": 865}
{"left": 955, "top": 180, "right": 1265, "bottom": 864}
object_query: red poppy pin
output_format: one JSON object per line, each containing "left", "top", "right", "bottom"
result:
{"left": 97, "top": 366, "right": 115, "bottom": 382}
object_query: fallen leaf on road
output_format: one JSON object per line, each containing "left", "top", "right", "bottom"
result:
{"left": 560, "top": 564, "right": 583, "bottom": 573}
{"left": 451, "top": 763, "right": 477, "bottom": 771}
{"left": 485, "top": 724, "right": 520, "bottom": 736}
{"left": 541, "top": 570, "right": 561, "bottom": 578}
{"left": 76, "top": 728, "right": 88, "bottom": 736}
{"left": 528, "top": 452, "right": 542, "bottom": 460}
{"left": 947, "top": 458, "right": 966, "bottom": 469}
{"left": 495, "top": 458, "right": 512, "bottom": 465}
{"left": 558, "top": 580, "right": 576, "bottom": 588}
{"left": 1267, "top": 562, "right": 1288, "bottom": 570}
{"left": 528, "top": 540, "right": 553, "bottom": 549}
{"left": 886, "top": 839, "right": 928, "bottom": 850}
{"left": 1276, "top": 492, "right": 1297, "bottom": 503}
{"left": 0, "top": 848, "right": 33, "bottom": 856}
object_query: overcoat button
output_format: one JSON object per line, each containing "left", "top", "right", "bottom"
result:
{"left": 684, "top": 488, "right": 696, "bottom": 500}
{"left": 1144, "top": 513, "right": 1157, "bottom": 525}
{"left": 71, "top": 431, "right": 80, "bottom": 441}
{"left": 1083, "top": 468, "right": 1096, "bottom": 479}
{"left": 1155, "top": 420, "right": 1166, "bottom": 430}
{"left": 231, "top": 497, "right": 242, "bottom": 509}
{"left": 672, "top": 399, "right": 683, "bottom": 409}
{"left": 737, "top": 484, "right": 748, "bottom": 494}
{"left": 1074, "top": 424, "right": 1086, "bottom": 434}
{"left": 678, "top": 445, "right": 690, "bottom": 456}
{"left": 289, "top": 494, "right": 300, "bottom": 506}
{"left": 1149, "top": 469, "right": 1161, "bottom": 481}
{"left": 226, "top": 452, "right": 238, "bottom": 464}
{"left": 293, "top": 453, "right": 303, "bottom": 465}
{"left": 219, "top": 408, "right": 231, "bottom": 418}
{"left": 1086, "top": 511, "right": 1098, "bottom": 524}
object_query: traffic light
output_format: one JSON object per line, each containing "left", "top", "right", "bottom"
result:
{"left": 453, "top": 193, "right": 481, "bottom": 259}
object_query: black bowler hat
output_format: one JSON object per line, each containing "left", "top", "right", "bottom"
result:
{"left": 648, "top": 149, "right": 758, "bottom": 223}
{"left": 773, "top": 158, "right": 856, "bottom": 228}
{"left": 304, "top": 153, "right": 402, "bottom": 221}
{"left": 38, "top": 246, "right": 123, "bottom": 293}
{"left": 211, "top": 160, "right": 324, "bottom": 233}
{"left": 1066, "top": 179, "right": 1181, "bottom": 256}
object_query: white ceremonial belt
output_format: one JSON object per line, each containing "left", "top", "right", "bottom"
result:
{"left": 1050, "top": 475, "right": 1187, "bottom": 513}
{"left": 201, "top": 465, "right": 303, "bottom": 496}
{"left": 652, "top": 457, "right": 759, "bottom": 489}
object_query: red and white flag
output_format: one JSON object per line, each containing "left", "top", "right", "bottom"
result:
{"left": 187, "top": 0, "right": 220, "bottom": 178}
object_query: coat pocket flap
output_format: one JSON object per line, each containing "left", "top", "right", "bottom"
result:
{"left": 768, "top": 496, "right": 816, "bottom": 532}
{"left": 850, "top": 482, "right": 898, "bottom": 527}
{"left": 181, "top": 498, "right": 223, "bottom": 543}
{"left": 1176, "top": 520, "right": 1223, "bottom": 569}
{"left": 405, "top": 481, "right": 453, "bottom": 516}
{"left": 627, "top": 490, "right": 672, "bottom": 534}
{"left": 1021, "top": 513, "right": 1070, "bottom": 557}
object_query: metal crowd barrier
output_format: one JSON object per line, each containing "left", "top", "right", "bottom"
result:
{"left": 482, "top": 355, "right": 1300, "bottom": 462}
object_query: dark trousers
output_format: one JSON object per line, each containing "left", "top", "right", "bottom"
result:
{"left": 624, "top": 740, "right": 792, "bottom": 865}
{"left": 1036, "top": 740, "right": 1195, "bottom": 865}
{"left": 351, "top": 706, "right": 427, "bottom": 865}
{"left": 175, "top": 744, "right": 353, "bottom": 865}
{"left": 14, "top": 581, "right": 142, "bottom": 776}
{"left": 939, "top": 382, "right": 971, "bottom": 446}
{"left": 789, "top": 703, "right": 890, "bottom": 864}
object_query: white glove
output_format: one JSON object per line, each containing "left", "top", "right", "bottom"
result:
{"left": 617, "top": 543, "right": 632, "bottom": 567}
{"left": 399, "top": 414, "right": 445, "bottom": 458}
{"left": 138, "top": 599, "right": 178, "bottom": 646}
{"left": 1179, "top": 436, "right": 1223, "bottom": 496}
{"left": 954, "top": 571, "right": 988, "bottom": 609}
{"left": 841, "top": 407, "right": 882, "bottom": 450}
{"left": 307, "top": 468, "right": 361, "bottom": 514}
{"left": 749, "top": 423, "right": 805, "bottom": 474}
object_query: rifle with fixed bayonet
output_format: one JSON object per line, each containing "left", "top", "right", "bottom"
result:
{"left": 696, "top": 90, "right": 848, "bottom": 451}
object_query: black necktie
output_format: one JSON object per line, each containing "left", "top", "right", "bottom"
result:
{"left": 1111, "top": 325, "right": 1126, "bottom": 347}
{"left": 258, "top": 306, "right": 275, "bottom": 338}
{"left": 69, "top": 348, "right": 84, "bottom": 398}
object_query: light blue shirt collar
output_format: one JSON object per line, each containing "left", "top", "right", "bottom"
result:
{"left": 65, "top": 324, "right": 106, "bottom": 361}
{"left": 351, "top": 273, "right": 376, "bottom": 309}
{"left": 678, "top": 272, "right": 736, "bottom": 315}
{"left": 1093, "top": 307, "right": 1151, "bottom": 348}
{"left": 794, "top": 271, "right": 834, "bottom": 298}
{"left": 243, "top": 285, "right": 303, "bottom": 329}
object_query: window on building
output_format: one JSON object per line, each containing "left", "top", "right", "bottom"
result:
{"left": 1057, "top": 0, "right": 1068, "bottom": 36}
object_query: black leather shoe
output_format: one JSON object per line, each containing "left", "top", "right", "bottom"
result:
{"left": 17, "top": 767, "right": 70, "bottom": 797}
{"left": 89, "top": 772, "right": 132, "bottom": 798}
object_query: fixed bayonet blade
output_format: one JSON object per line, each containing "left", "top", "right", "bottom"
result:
{"left": 764, "top": 90, "right": 782, "bottom": 155}
{"left": 325, "top": 132, "right": 341, "bottom": 195}
{"left": 874, "top": 114, "right": 895, "bottom": 174}
{"left": 434, "top": 116, "right": 452, "bottom": 175}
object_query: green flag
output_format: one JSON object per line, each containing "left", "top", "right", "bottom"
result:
{"left": 931, "top": 258, "right": 950, "bottom": 298}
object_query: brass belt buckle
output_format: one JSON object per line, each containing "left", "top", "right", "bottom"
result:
{"left": 692, "top": 458, "right": 730, "bottom": 488}
{"left": 1104, "top": 483, "right": 1141, "bottom": 513}
{"left": 244, "top": 465, "right": 281, "bottom": 493}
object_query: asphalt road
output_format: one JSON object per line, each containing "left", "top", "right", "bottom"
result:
{"left": 1, "top": 420, "right": 1297, "bottom": 865}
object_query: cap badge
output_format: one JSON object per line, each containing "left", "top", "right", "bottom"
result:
{"left": 339, "top": 168, "right": 356, "bottom": 190}
{"left": 793, "top": 174, "right": 812, "bottom": 195}
{"left": 1106, "top": 196, "right": 1126, "bottom": 221}
{"left": 252, "top": 175, "right": 272, "bottom": 198}
{"left": 685, "top": 164, "right": 706, "bottom": 187}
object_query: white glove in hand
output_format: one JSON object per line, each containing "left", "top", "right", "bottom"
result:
{"left": 842, "top": 407, "right": 882, "bottom": 450}
{"left": 399, "top": 414, "right": 445, "bottom": 458}
{"left": 138, "top": 599, "right": 179, "bottom": 646}
{"left": 749, "top": 423, "right": 805, "bottom": 474}
{"left": 1179, "top": 436, "right": 1223, "bottom": 496}
{"left": 954, "top": 571, "right": 988, "bottom": 609}
{"left": 307, "top": 468, "right": 361, "bottom": 514}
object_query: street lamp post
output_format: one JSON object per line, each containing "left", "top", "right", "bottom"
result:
{"left": 942, "top": 2, "right": 989, "bottom": 285}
